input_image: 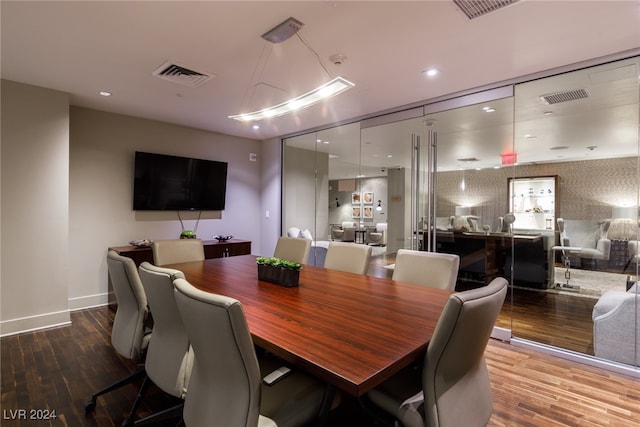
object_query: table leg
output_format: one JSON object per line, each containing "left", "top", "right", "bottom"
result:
{"left": 316, "top": 384, "right": 337, "bottom": 426}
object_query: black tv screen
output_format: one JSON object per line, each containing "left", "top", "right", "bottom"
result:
{"left": 133, "top": 151, "right": 227, "bottom": 211}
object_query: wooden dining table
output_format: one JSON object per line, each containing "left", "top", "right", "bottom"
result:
{"left": 166, "top": 254, "right": 452, "bottom": 397}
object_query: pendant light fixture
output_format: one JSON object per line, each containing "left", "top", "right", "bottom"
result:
{"left": 229, "top": 17, "right": 354, "bottom": 123}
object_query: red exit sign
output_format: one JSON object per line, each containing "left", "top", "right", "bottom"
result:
{"left": 501, "top": 152, "right": 517, "bottom": 165}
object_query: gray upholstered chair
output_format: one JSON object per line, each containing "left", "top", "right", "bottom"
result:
{"left": 340, "top": 221, "right": 357, "bottom": 242}
{"left": 364, "top": 277, "right": 508, "bottom": 427}
{"left": 331, "top": 225, "right": 345, "bottom": 241}
{"left": 151, "top": 239, "right": 205, "bottom": 266}
{"left": 173, "top": 277, "right": 326, "bottom": 427}
{"left": 392, "top": 249, "right": 460, "bottom": 291}
{"left": 84, "top": 251, "right": 151, "bottom": 423}
{"left": 136, "top": 262, "right": 193, "bottom": 425}
{"left": 592, "top": 283, "right": 639, "bottom": 366}
{"left": 324, "top": 241, "right": 372, "bottom": 275}
{"left": 273, "top": 236, "right": 311, "bottom": 264}
{"left": 557, "top": 218, "right": 611, "bottom": 269}
{"left": 367, "top": 222, "right": 388, "bottom": 246}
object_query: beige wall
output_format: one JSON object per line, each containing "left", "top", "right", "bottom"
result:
{"left": 69, "top": 107, "right": 263, "bottom": 310}
{"left": 1, "top": 80, "right": 71, "bottom": 335}
{"left": 282, "top": 146, "right": 329, "bottom": 241}
{"left": 0, "top": 80, "right": 279, "bottom": 335}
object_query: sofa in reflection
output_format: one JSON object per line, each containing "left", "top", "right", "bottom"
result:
{"left": 592, "top": 283, "right": 639, "bottom": 366}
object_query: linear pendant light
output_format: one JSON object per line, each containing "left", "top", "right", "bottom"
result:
{"left": 229, "top": 76, "right": 354, "bottom": 122}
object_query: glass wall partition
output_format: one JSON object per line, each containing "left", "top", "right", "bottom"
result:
{"left": 509, "top": 56, "right": 640, "bottom": 369}
{"left": 283, "top": 122, "right": 363, "bottom": 266}
{"left": 282, "top": 54, "right": 640, "bottom": 370}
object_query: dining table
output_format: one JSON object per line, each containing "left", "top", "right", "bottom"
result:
{"left": 165, "top": 254, "right": 452, "bottom": 398}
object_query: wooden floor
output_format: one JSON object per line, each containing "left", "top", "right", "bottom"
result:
{"left": 368, "top": 252, "right": 597, "bottom": 355}
{"left": 2, "top": 305, "right": 639, "bottom": 426}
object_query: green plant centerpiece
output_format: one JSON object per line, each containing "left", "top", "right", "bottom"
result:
{"left": 256, "top": 256, "right": 301, "bottom": 287}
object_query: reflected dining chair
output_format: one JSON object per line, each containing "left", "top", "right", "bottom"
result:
{"left": 136, "top": 262, "right": 194, "bottom": 425}
{"left": 151, "top": 239, "right": 205, "bottom": 266}
{"left": 173, "top": 277, "right": 326, "bottom": 427}
{"left": 324, "top": 241, "right": 372, "bottom": 275}
{"left": 273, "top": 236, "right": 311, "bottom": 264}
{"left": 84, "top": 251, "right": 151, "bottom": 424}
{"left": 363, "top": 277, "right": 508, "bottom": 427}
{"left": 392, "top": 249, "right": 460, "bottom": 291}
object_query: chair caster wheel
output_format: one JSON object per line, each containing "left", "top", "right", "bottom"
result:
{"left": 84, "top": 399, "right": 96, "bottom": 413}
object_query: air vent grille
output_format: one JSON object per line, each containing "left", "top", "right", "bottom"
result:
{"left": 457, "top": 157, "right": 479, "bottom": 162}
{"left": 152, "top": 61, "right": 214, "bottom": 88}
{"left": 540, "top": 89, "right": 590, "bottom": 105}
{"left": 453, "top": 0, "right": 520, "bottom": 19}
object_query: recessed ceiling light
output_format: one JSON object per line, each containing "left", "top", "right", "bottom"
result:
{"left": 99, "top": 91, "right": 112, "bottom": 97}
{"left": 322, "top": 140, "right": 330, "bottom": 144}
{"left": 423, "top": 68, "right": 439, "bottom": 77}
{"left": 252, "top": 124, "right": 260, "bottom": 130}
{"left": 482, "top": 106, "right": 495, "bottom": 113}
{"left": 525, "top": 134, "right": 537, "bottom": 140}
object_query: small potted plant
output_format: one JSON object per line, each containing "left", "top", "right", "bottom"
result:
{"left": 256, "top": 256, "right": 301, "bottom": 287}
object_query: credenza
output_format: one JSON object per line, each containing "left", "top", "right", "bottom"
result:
{"left": 107, "top": 239, "right": 251, "bottom": 309}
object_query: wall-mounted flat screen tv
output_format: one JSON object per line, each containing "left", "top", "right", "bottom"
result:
{"left": 133, "top": 151, "right": 227, "bottom": 211}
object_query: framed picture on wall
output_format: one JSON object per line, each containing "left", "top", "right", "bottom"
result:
{"left": 352, "top": 192, "right": 361, "bottom": 204}
{"left": 363, "top": 206, "right": 373, "bottom": 218}
{"left": 352, "top": 207, "right": 361, "bottom": 218}
{"left": 363, "top": 192, "right": 373, "bottom": 204}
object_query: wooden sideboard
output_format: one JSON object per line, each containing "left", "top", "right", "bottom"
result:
{"left": 107, "top": 239, "right": 251, "bottom": 309}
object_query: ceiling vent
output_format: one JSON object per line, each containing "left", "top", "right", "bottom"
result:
{"left": 453, "top": 0, "right": 520, "bottom": 19}
{"left": 457, "top": 157, "right": 480, "bottom": 162}
{"left": 152, "top": 61, "right": 214, "bottom": 88}
{"left": 540, "top": 89, "right": 590, "bottom": 105}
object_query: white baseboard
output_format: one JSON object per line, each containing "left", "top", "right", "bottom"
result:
{"left": 491, "top": 326, "right": 512, "bottom": 342}
{"left": 68, "top": 292, "right": 109, "bottom": 311}
{"left": 0, "top": 309, "right": 71, "bottom": 337}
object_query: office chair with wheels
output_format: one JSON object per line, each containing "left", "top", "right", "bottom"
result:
{"left": 135, "top": 262, "right": 193, "bottom": 426}
{"left": 392, "top": 249, "right": 460, "bottom": 291}
{"left": 324, "top": 241, "right": 372, "bottom": 275}
{"left": 173, "top": 277, "right": 326, "bottom": 427}
{"left": 151, "top": 239, "right": 205, "bottom": 266}
{"left": 363, "top": 277, "right": 508, "bottom": 427}
{"left": 84, "top": 251, "right": 151, "bottom": 425}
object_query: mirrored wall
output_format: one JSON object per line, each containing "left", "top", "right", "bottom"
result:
{"left": 283, "top": 55, "right": 640, "bottom": 370}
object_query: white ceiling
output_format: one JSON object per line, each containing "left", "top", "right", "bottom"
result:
{"left": 2, "top": 0, "right": 639, "bottom": 144}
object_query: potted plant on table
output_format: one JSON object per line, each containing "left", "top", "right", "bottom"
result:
{"left": 256, "top": 257, "right": 301, "bottom": 287}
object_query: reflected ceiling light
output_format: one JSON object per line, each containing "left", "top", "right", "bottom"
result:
{"left": 482, "top": 106, "right": 496, "bottom": 112}
{"left": 229, "top": 77, "right": 354, "bottom": 122}
{"left": 99, "top": 91, "right": 112, "bottom": 96}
